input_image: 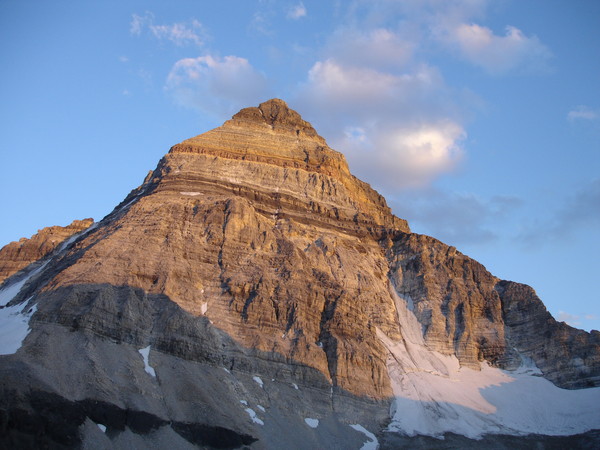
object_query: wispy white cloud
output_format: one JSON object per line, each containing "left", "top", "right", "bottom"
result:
{"left": 441, "top": 23, "right": 552, "bottom": 75}
{"left": 130, "top": 12, "right": 205, "bottom": 47}
{"left": 250, "top": 10, "right": 274, "bottom": 36}
{"left": 165, "top": 55, "right": 270, "bottom": 117}
{"left": 287, "top": 2, "right": 307, "bottom": 20}
{"left": 130, "top": 13, "right": 145, "bottom": 36}
{"left": 568, "top": 105, "right": 599, "bottom": 122}
{"left": 345, "top": 0, "right": 552, "bottom": 75}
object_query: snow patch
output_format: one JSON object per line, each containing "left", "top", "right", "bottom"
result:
{"left": 223, "top": 367, "right": 230, "bottom": 374}
{"left": 201, "top": 302, "right": 208, "bottom": 315}
{"left": 245, "top": 408, "right": 264, "bottom": 425}
{"left": 118, "top": 196, "right": 139, "bottom": 212}
{"left": 55, "top": 225, "right": 92, "bottom": 253}
{"left": 514, "top": 352, "right": 543, "bottom": 376}
{"left": 138, "top": 346, "right": 156, "bottom": 377}
{"left": 0, "top": 302, "right": 37, "bottom": 355}
{"left": 97, "top": 423, "right": 107, "bottom": 433}
{"left": 180, "top": 192, "right": 201, "bottom": 196}
{"left": 240, "top": 400, "right": 248, "bottom": 406}
{"left": 0, "top": 263, "right": 48, "bottom": 307}
{"left": 253, "top": 376, "right": 263, "bottom": 388}
{"left": 350, "top": 424, "right": 378, "bottom": 450}
{"left": 304, "top": 418, "right": 319, "bottom": 428}
{"left": 292, "top": 383, "right": 299, "bottom": 390}
{"left": 257, "top": 405, "right": 265, "bottom": 412}
{"left": 380, "top": 284, "right": 600, "bottom": 439}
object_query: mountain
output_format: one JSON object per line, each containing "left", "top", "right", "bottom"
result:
{"left": 0, "top": 99, "right": 599, "bottom": 449}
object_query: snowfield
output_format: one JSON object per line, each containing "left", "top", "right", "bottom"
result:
{"left": 379, "top": 284, "right": 600, "bottom": 439}
{"left": 0, "top": 302, "right": 37, "bottom": 355}
{"left": 0, "top": 262, "right": 49, "bottom": 355}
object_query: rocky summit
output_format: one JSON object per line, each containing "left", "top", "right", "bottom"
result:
{"left": 0, "top": 99, "right": 599, "bottom": 449}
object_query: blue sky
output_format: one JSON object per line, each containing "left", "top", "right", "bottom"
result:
{"left": 1, "top": 1, "right": 599, "bottom": 331}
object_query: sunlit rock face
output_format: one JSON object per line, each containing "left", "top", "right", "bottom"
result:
{"left": 0, "top": 218, "right": 94, "bottom": 283}
{"left": 0, "top": 99, "right": 599, "bottom": 448}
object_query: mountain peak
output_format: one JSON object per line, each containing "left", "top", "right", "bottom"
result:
{"left": 164, "top": 99, "right": 406, "bottom": 233}
{"left": 231, "top": 98, "right": 320, "bottom": 139}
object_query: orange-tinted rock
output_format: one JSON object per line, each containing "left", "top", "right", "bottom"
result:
{"left": 0, "top": 218, "right": 94, "bottom": 283}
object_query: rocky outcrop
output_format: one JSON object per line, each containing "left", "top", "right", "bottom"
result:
{"left": 0, "top": 219, "right": 93, "bottom": 283}
{"left": 386, "top": 232, "right": 509, "bottom": 368}
{"left": 385, "top": 231, "right": 600, "bottom": 386}
{"left": 498, "top": 280, "right": 600, "bottom": 388}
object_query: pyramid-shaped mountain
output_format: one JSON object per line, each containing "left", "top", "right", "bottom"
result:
{"left": 1, "top": 99, "right": 599, "bottom": 448}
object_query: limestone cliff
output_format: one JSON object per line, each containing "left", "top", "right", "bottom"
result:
{"left": 0, "top": 99, "right": 598, "bottom": 449}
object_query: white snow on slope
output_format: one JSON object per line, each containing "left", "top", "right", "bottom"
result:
{"left": 54, "top": 223, "right": 97, "bottom": 254}
{"left": 253, "top": 376, "right": 263, "bottom": 388}
{"left": 0, "top": 262, "right": 47, "bottom": 307}
{"left": 0, "top": 262, "right": 50, "bottom": 356}
{"left": 349, "top": 424, "right": 378, "bottom": 450}
{"left": 378, "top": 283, "right": 600, "bottom": 439}
{"left": 304, "top": 418, "right": 319, "bottom": 428}
{"left": 138, "top": 346, "right": 156, "bottom": 377}
{"left": 0, "top": 303, "right": 37, "bottom": 355}
{"left": 0, "top": 278, "right": 29, "bottom": 307}
{"left": 245, "top": 408, "right": 264, "bottom": 425}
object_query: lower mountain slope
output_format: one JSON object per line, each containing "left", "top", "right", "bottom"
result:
{"left": 0, "top": 99, "right": 598, "bottom": 448}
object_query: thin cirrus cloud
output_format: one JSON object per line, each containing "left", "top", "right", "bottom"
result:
{"left": 567, "top": 105, "right": 599, "bottom": 122}
{"left": 287, "top": 2, "right": 307, "bottom": 20}
{"left": 130, "top": 12, "right": 205, "bottom": 47}
{"left": 165, "top": 55, "right": 270, "bottom": 117}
